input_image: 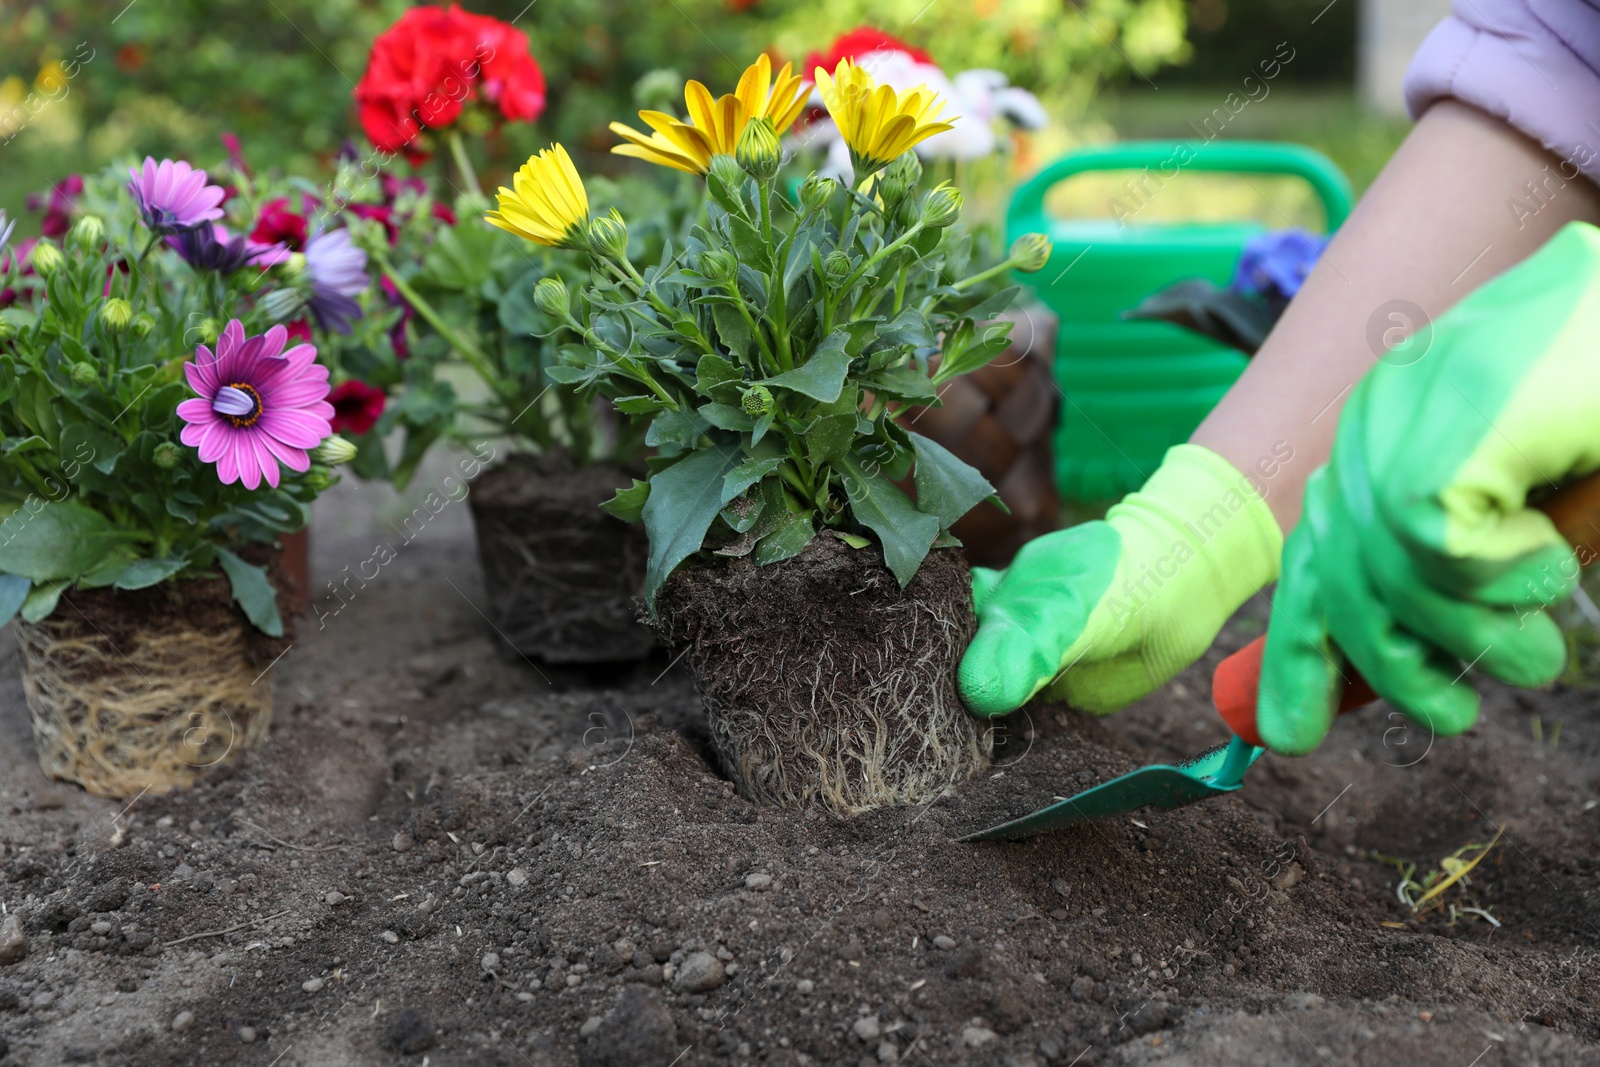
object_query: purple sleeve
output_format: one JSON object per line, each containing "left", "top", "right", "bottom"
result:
{"left": 1405, "top": 0, "right": 1600, "bottom": 184}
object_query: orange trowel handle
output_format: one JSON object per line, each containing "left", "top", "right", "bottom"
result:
{"left": 1213, "top": 469, "right": 1600, "bottom": 747}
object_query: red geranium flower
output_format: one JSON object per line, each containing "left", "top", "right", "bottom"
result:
{"left": 802, "top": 27, "right": 934, "bottom": 82}
{"left": 327, "top": 380, "right": 387, "bottom": 436}
{"left": 354, "top": 4, "right": 546, "bottom": 162}
{"left": 250, "top": 197, "right": 310, "bottom": 251}
{"left": 27, "top": 175, "right": 84, "bottom": 238}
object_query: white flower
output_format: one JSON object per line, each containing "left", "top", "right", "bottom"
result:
{"left": 790, "top": 49, "right": 1049, "bottom": 183}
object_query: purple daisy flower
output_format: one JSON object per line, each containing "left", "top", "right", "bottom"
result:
{"left": 177, "top": 320, "right": 335, "bottom": 490}
{"left": 303, "top": 228, "right": 369, "bottom": 334}
{"left": 127, "top": 157, "right": 226, "bottom": 235}
{"left": 1231, "top": 230, "right": 1327, "bottom": 302}
{"left": 170, "top": 224, "right": 285, "bottom": 275}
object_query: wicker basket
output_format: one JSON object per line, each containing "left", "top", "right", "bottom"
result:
{"left": 909, "top": 305, "right": 1061, "bottom": 568}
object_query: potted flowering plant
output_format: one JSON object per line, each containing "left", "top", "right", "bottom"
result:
{"left": 348, "top": 4, "right": 695, "bottom": 665}
{"left": 0, "top": 160, "right": 351, "bottom": 798}
{"left": 35, "top": 144, "right": 446, "bottom": 614}
{"left": 489, "top": 56, "right": 1052, "bottom": 812}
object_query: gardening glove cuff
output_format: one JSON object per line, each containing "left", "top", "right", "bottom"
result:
{"left": 960, "top": 443, "right": 1282, "bottom": 717}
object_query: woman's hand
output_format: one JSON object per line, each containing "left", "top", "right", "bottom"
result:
{"left": 959, "top": 443, "right": 1283, "bottom": 717}
{"left": 1258, "top": 222, "right": 1600, "bottom": 754}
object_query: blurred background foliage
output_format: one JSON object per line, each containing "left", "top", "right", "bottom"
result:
{"left": 0, "top": 0, "right": 1401, "bottom": 231}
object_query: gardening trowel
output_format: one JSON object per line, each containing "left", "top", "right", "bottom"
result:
{"left": 960, "top": 468, "right": 1600, "bottom": 842}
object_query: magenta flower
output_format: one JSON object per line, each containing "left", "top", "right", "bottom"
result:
{"left": 127, "top": 157, "right": 226, "bottom": 234}
{"left": 177, "top": 320, "right": 334, "bottom": 489}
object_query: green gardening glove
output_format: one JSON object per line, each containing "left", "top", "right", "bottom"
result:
{"left": 959, "top": 443, "right": 1284, "bottom": 716}
{"left": 1259, "top": 221, "right": 1600, "bottom": 755}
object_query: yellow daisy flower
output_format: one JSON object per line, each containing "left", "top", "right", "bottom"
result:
{"left": 814, "top": 58, "right": 956, "bottom": 177}
{"left": 610, "top": 54, "right": 809, "bottom": 175}
{"left": 485, "top": 144, "right": 590, "bottom": 250}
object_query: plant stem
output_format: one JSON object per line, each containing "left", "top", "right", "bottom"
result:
{"left": 446, "top": 130, "right": 483, "bottom": 199}
{"left": 951, "top": 254, "right": 1021, "bottom": 293}
{"left": 371, "top": 249, "right": 502, "bottom": 395}
{"left": 604, "top": 258, "right": 715, "bottom": 357}
{"left": 830, "top": 221, "right": 927, "bottom": 329}
{"left": 760, "top": 182, "right": 793, "bottom": 372}
{"left": 134, "top": 233, "right": 162, "bottom": 269}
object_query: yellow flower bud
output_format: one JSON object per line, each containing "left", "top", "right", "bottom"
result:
{"left": 1009, "top": 233, "right": 1053, "bottom": 274}
{"left": 735, "top": 117, "right": 782, "bottom": 182}
{"left": 102, "top": 297, "right": 133, "bottom": 331}
{"left": 31, "top": 240, "right": 63, "bottom": 276}
{"left": 312, "top": 435, "right": 359, "bottom": 466}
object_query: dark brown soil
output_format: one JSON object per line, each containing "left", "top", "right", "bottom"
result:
{"left": 468, "top": 452, "right": 653, "bottom": 665}
{"left": 655, "top": 537, "right": 988, "bottom": 812}
{"left": 55, "top": 543, "right": 293, "bottom": 668}
{"left": 2, "top": 454, "right": 1600, "bottom": 1065}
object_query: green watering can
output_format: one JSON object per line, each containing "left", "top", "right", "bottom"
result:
{"left": 1006, "top": 141, "right": 1353, "bottom": 502}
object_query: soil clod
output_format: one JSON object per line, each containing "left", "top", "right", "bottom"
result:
{"left": 384, "top": 1008, "right": 437, "bottom": 1055}
{"left": 0, "top": 914, "right": 26, "bottom": 966}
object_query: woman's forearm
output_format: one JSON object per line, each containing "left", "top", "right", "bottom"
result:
{"left": 1191, "top": 100, "right": 1600, "bottom": 531}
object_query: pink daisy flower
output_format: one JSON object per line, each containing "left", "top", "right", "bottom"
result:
{"left": 177, "top": 320, "right": 335, "bottom": 490}
{"left": 127, "top": 157, "right": 226, "bottom": 234}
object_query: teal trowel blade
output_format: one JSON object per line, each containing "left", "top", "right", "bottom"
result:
{"left": 958, "top": 736, "right": 1265, "bottom": 842}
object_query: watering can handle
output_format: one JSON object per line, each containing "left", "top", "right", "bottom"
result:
{"left": 1007, "top": 140, "right": 1354, "bottom": 233}
{"left": 1213, "top": 467, "right": 1600, "bottom": 746}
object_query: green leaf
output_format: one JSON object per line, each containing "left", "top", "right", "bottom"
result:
{"left": 615, "top": 394, "right": 669, "bottom": 415}
{"left": 0, "top": 499, "right": 126, "bottom": 581}
{"left": 719, "top": 494, "right": 763, "bottom": 534}
{"left": 722, "top": 457, "right": 785, "bottom": 504}
{"left": 544, "top": 365, "right": 594, "bottom": 386}
{"left": 729, "top": 215, "right": 772, "bottom": 272}
{"left": 114, "top": 557, "right": 189, "bottom": 591}
{"left": 693, "top": 353, "right": 745, "bottom": 403}
{"left": 709, "top": 301, "right": 752, "bottom": 361}
{"left": 78, "top": 548, "right": 136, "bottom": 589}
{"left": 754, "top": 509, "right": 815, "bottom": 566}
{"left": 861, "top": 365, "right": 939, "bottom": 404}
{"left": 804, "top": 412, "right": 857, "bottom": 466}
{"left": 164, "top": 494, "right": 201, "bottom": 524}
{"left": 762, "top": 334, "right": 851, "bottom": 403}
{"left": 909, "top": 431, "right": 997, "bottom": 529}
{"left": 3, "top": 435, "right": 49, "bottom": 457}
{"left": 836, "top": 532, "right": 871, "bottom": 549}
{"left": 878, "top": 308, "right": 936, "bottom": 348}
{"left": 930, "top": 319, "right": 1015, "bottom": 385}
{"left": 751, "top": 411, "right": 774, "bottom": 447}
{"left": 699, "top": 403, "right": 756, "bottom": 433}
{"left": 641, "top": 448, "right": 741, "bottom": 607}
{"left": 59, "top": 423, "right": 122, "bottom": 477}
{"left": 421, "top": 225, "right": 496, "bottom": 291}
{"left": 19, "top": 579, "right": 67, "bottom": 623}
{"left": 837, "top": 452, "right": 939, "bottom": 587}
{"left": 0, "top": 574, "right": 31, "bottom": 626}
{"left": 215, "top": 547, "right": 284, "bottom": 638}
{"left": 601, "top": 479, "right": 650, "bottom": 524}
{"left": 646, "top": 408, "right": 709, "bottom": 449}
{"left": 965, "top": 284, "right": 1024, "bottom": 322}
{"left": 498, "top": 269, "right": 558, "bottom": 337}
